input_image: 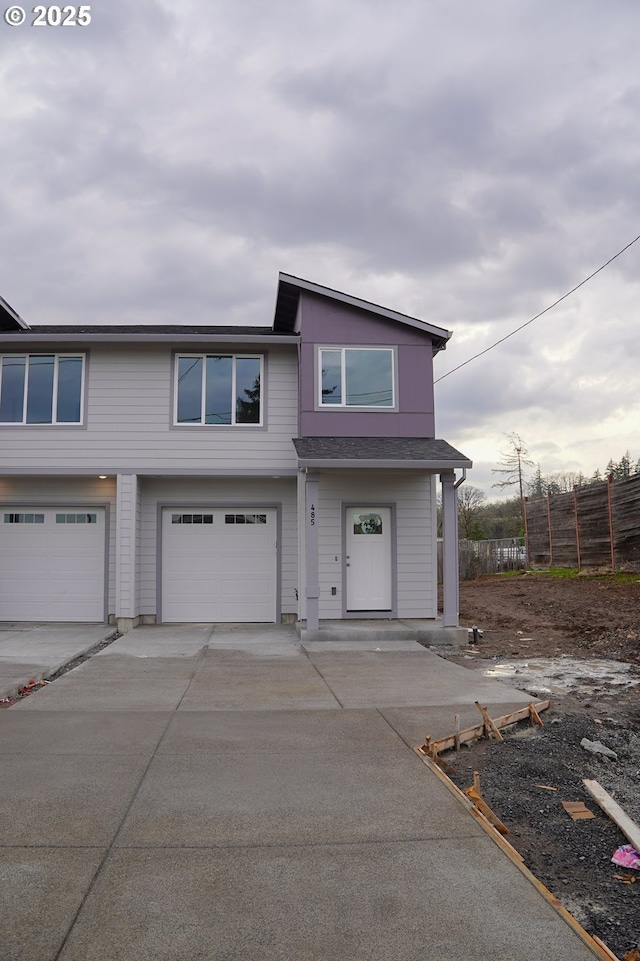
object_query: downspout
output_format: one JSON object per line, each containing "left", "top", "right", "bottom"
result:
{"left": 454, "top": 468, "right": 467, "bottom": 490}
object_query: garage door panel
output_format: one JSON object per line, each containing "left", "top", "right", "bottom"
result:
{"left": 222, "top": 554, "right": 272, "bottom": 574}
{"left": 1, "top": 554, "right": 49, "bottom": 575}
{"left": 222, "top": 574, "right": 272, "bottom": 596}
{"left": 46, "top": 554, "right": 104, "bottom": 576}
{"left": 162, "top": 508, "right": 276, "bottom": 623}
{"left": 167, "top": 544, "right": 222, "bottom": 576}
{"left": 0, "top": 508, "right": 105, "bottom": 621}
{"left": 221, "top": 600, "right": 272, "bottom": 620}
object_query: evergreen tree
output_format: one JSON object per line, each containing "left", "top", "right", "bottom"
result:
{"left": 236, "top": 376, "right": 261, "bottom": 423}
{"left": 527, "top": 464, "right": 546, "bottom": 500}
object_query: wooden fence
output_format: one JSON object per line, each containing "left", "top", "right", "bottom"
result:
{"left": 525, "top": 474, "right": 640, "bottom": 571}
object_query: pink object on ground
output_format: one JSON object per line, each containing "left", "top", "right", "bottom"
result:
{"left": 611, "top": 844, "right": 640, "bottom": 869}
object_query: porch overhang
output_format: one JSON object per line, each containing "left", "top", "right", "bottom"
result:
{"left": 293, "top": 437, "right": 472, "bottom": 471}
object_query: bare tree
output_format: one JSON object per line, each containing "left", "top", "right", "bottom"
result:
{"left": 492, "top": 432, "right": 534, "bottom": 528}
{"left": 457, "top": 485, "right": 486, "bottom": 538}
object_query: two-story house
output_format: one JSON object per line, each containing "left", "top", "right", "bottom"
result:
{"left": 0, "top": 274, "right": 471, "bottom": 638}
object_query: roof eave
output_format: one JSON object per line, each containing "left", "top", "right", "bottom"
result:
{"left": 0, "top": 332, "right": 300, "bottom": 345}
{"left": 296, "top": 457, "right": 473, "bottom": 470}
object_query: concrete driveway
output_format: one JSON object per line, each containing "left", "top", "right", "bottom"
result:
{"left": 0, "top": 621, "right": 116, "bottom": 700}
{"left": 1, "top": 624, "right": 601, "bottom": 960}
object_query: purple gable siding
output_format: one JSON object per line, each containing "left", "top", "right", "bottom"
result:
{"left": 298, "top": 292, "right": 436, "bottom": 438}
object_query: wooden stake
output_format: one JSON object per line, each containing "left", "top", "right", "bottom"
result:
{"left": 465, "top": 771, "right": 509, "bottom": 835}
{"left": 528, "top": 702, "right": 543, "bottom": 726}
{"left": 474, "top": 701, "right": 504, "bottom": 742}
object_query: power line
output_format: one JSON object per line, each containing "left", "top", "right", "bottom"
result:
{"left": 434, "top": 234, "right": 640, "bottom": 384}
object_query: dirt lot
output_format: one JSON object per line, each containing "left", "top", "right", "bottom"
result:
{"left": 459, "top": 571, "right": 640, "bottom": 665}
{"left": 444, "top": 572, "right": 640, "bottom": 959}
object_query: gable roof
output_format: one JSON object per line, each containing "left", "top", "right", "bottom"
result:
{"left": 1, "top": 273, "right": 453, "bottom": 350}
{"left": 274, "top": 272, "right": 452, "bottom": 352}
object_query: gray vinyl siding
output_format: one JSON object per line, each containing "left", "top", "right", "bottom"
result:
{"left": 0, "top": 345, "right": 298, "bottom": 473}
{"left": 138, "top": 476, "right": 297, "bottom": 618}
{"left": 315, "top": 470, "right": 437, "bottom": 619}
{"left": 0, "top": 475, "right": 117, "bottom": 616}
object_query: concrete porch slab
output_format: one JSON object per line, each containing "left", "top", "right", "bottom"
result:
{"left": 297, "top": 617, "right": 468, "bottom": 648}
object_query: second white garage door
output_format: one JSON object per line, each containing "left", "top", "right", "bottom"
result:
{"left": 161, "top": 508, "right": 277, "bottom": 622}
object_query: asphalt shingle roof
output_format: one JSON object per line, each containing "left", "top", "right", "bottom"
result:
{"left": 293, "top": 436, "right": 471, "bottom": 466}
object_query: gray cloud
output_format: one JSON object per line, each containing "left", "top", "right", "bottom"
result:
{"left": 0, "top": 0, "right": 637, "bottom": 487}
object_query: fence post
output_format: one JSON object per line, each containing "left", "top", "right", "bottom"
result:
{"left": 546, "top": 490, "right": 553, "bottom": 567}
{"left": 523, "top": 495, "right": 530, "bottom": 566}
{"left": 607, "top": 474, "right": 615, "bottom": 571}
{"left": 573, "top": 485, "right": 581, "bottom": 570}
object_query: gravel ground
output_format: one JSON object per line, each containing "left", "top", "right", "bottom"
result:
{"left": 447, "top": 705, "right": 639, "bottom": 958}
{"left": 444, "top": 572, "right": 640, "bottom": 959}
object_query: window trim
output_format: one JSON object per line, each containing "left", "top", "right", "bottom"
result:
{"left": 173, "top": 352, "right": 265, "bottom": 427}
{"left": 0, "top": 352, "right": 86, "bottom": 426}
{"left": 316, "top": 345, "right": 397, "bottom": 411}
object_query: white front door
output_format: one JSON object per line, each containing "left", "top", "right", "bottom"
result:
{"left": 346, "top": 507, "right": 392, "bottom": 611}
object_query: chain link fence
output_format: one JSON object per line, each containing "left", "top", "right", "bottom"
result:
{"left": 438, "top": 537, "right": 528, "bottom": 581}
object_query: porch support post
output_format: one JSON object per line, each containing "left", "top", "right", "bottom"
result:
{"left": 304, "top": 471, "right": 320, "bottom": 630}
{"left": 115, "top": 472, "right": 139, "bottom": 632}
{"left": 440, "top": 472, "right": 459, "bottom": 627}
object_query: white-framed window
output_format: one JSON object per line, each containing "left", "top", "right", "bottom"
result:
{"left": 4, "top": 512, "right": 45, "bottom": 524}
{"left": 318, "top": 347, "right": 395, "bottom": 408}
{"left": 55, "top": 513, "right": 97, "bottom": 524}
{"left": 0, "top": 354, "right": 85, "bottom": 425}
{"left": 175, "top": 354, "right": 263, "bottom": 426}
{"left": 171, "top": 514, "right": 214, "bottom": 524}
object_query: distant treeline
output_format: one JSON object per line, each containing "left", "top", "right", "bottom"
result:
{"left": 455, "top": 450, "right": 640, "bottom": 542}
{"left": 526, "top": 450, "right": 640, "bottom": 499}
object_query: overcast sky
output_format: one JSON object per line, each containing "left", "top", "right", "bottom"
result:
{"left": 1, "top": 0, "right": 638, "bottom": 497}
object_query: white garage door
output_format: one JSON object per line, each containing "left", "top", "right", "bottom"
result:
{"left": 162, "top": 508, "right": 277, "bottom": 623}
{"left": 0, "top": 508, "right": 106, "bottom": 621}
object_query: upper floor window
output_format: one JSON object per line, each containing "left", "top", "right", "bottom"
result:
{"left": 0, "top": 354, "right": 84, "bottom": 424}
{"left": 318, "top": 347, "right": 395, "bottom": 408}
{"left": 175, "top": 354, "right": 262, "bottom": 426}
